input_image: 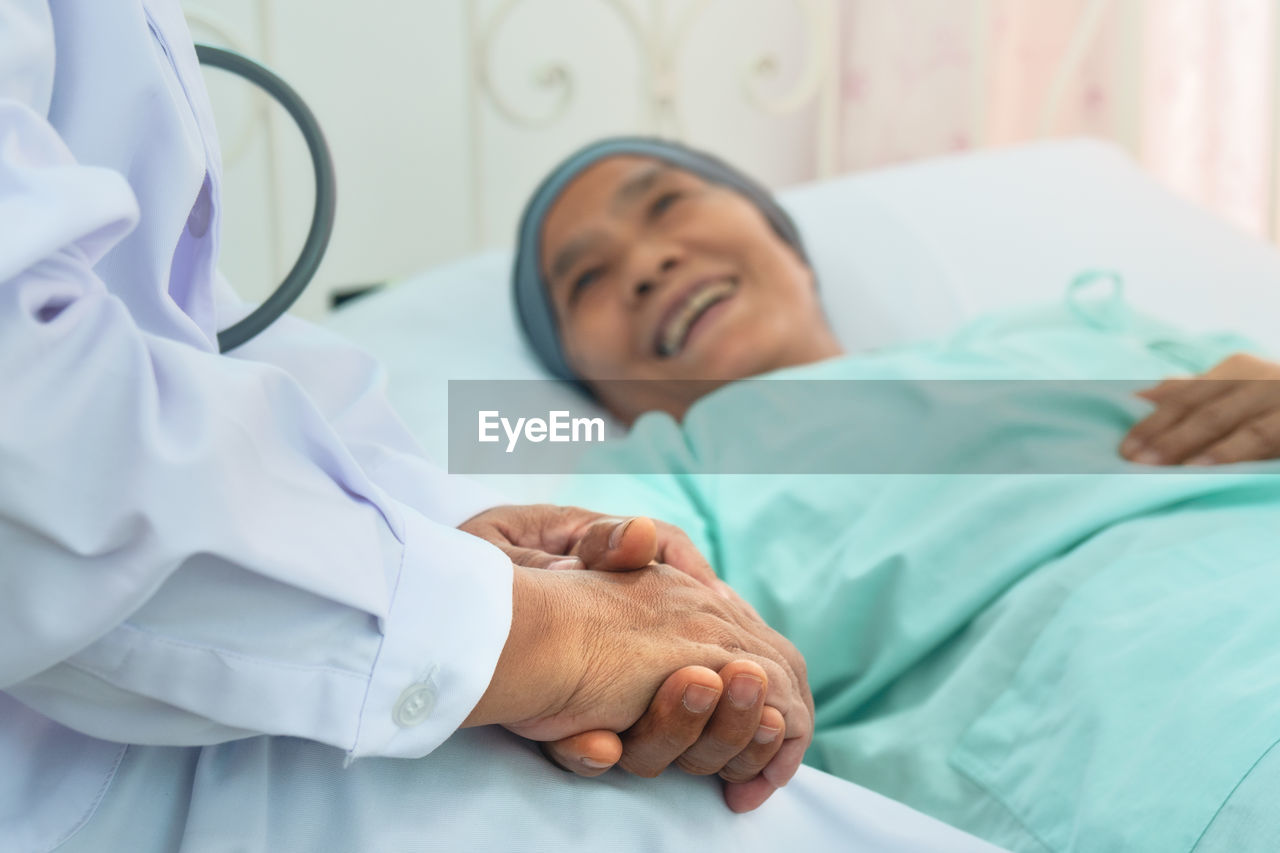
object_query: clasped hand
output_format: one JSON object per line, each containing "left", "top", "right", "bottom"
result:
{"left": 458, "top": 505, "right": 813, "bottom": 814}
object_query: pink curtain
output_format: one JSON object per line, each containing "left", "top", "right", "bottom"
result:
{"left": 837, "top": 0, "right": 1279, "bottom": 239}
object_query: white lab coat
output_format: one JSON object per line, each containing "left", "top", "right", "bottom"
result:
{"left": 0, "top": 3, "right": 1008, "bottom": 851}
{"left": 0, "top": 0, "right": 513, "bottom": 848}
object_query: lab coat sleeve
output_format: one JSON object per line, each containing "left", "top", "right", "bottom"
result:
{"left": 0, "top": 0, "right": 512, "bottom": 760}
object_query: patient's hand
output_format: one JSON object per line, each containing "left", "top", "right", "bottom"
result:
{"left": 543, "top": 662, "right": 787, "bottom": 800}
{"left": 460, "top": 504, "right": 720, "bottom": 588}
{"left": 1122, "top": 353, "right": 1280, "bottom": 466}
{"left": 459, "top": 506, "right": 813, "bottom": 813}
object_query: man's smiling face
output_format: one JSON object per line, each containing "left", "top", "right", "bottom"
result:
{"left": 539, "top": 155, "right": 838, "bottom": 422}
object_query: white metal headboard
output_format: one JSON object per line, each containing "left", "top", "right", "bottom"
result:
{"left": 462, "top": 0, "right": 840, "bottom": 250}
{"left": 184, "top": 0, "right": 1124, "bottom": 319}
{"left": 185, "top": 0, "right": 842, "bottom": 317}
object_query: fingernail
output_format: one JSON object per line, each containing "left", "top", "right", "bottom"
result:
{"left": 754, "top": 725, "right": 781, "bottom": 745}
{"left": 1134, "top": 449, "right": 1163, "bottom": 465}
{"left": 1186, "top": 454, "right": 1216, "bottom": 466}
{"left": 682, "top": 684, "right": 719, "bottom": 714}
{"left": 609, "top": 517, "right": 637, "bottom": 550}
{"left": 1120, "top": 438, "right": 1142, "bottom": 457}
{"left": 581, "top": 757, "right": 613, "bottom": 770}
{"left": 547, "top": 558, "right": 582, "bottom": 571}
{"left": 727, "top": 675, "right": 763, "bottom": 709}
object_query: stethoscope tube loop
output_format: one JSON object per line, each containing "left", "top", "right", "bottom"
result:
{"left": 195, "top": 44, "right": 336, "bottom": 353}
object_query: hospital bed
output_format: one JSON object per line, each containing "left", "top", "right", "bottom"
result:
{"left": 320, "top": 138, "right": 1280, "bottom": 850}
{"left": 326, "top": 137, "right": 1280, "bottom": 499}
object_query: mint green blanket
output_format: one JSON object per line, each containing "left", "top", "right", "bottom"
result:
{"left": 558, "top": 281, "right": 1280, "bottom": 852}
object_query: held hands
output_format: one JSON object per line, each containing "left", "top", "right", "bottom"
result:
{"left": 1122, "top": 354, "right": 1280, "bottom": 466}
{"left": 458, "top": 505, "right": 813, "bottom": 813}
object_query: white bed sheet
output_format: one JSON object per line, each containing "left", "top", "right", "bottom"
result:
{"left": 327, "top": 138, "right": 1280, "bottom": 502}
{"left": 59, "top": 727, "right": 1006, "bottom": 853}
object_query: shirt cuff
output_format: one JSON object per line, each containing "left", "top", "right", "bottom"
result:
{"left": 350, "top": 504, "right": 513, "bottom": 759}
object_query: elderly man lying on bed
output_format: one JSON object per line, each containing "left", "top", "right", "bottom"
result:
{"left": 508, "top": 137, "right": 1280, "bottom": 853}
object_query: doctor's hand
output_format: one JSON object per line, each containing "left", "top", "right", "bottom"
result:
{"left": 459, "top": 505, "right": 812, "bottom": 813}
{"left": 461, "top": 506, "right": 807, "bottom": 809}
{"left": 1121, "top": 353, "right": 1280, "bottom": 466}
{"left": 459, "top": 563, "right": 812, "bottom": 813}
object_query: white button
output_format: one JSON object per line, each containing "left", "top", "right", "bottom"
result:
{"left": 392, "top": 683, "right": 437, "bottom": 727}
{"left": 186, "top": 176, "right": 212, "bottom": 238}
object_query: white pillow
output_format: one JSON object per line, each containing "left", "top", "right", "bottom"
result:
{"left": 788, "top": 138, "right": 1280, "bottom": 352}
{"left": 327, "top": 138, "right": 1280, "bottom": 498}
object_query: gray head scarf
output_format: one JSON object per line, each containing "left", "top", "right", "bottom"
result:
{"left": 512, "top": 136, "right": 809, "bottom": 382}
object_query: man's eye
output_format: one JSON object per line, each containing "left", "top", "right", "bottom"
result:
{"left": 649, "top": 191, "right": 685, "bottom": 218}
{"left": 571, "top": 267, "right": 602, "bottom": 299}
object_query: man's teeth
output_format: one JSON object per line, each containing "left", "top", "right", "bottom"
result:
{"left": 658, "top": 280, "right": 735, "bottom": 357}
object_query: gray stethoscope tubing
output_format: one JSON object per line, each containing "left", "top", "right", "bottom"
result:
{"left": 195, "top": 44, "right": 337, "bottom": 353}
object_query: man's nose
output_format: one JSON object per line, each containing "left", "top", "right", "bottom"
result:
{"left": 631, "top": 253, "right": 681, "bottom": 301}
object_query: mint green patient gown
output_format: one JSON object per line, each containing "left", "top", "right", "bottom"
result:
{"left": 557, "top": 283, "right": 1280, "bottom": 853}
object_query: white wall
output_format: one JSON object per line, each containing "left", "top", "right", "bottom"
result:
{"left": 183, "top": 0, "right": 835, "bottom": 318}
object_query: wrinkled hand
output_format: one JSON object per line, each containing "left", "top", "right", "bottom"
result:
{"left": 544, "top": 656, "right": 789, "bottom": 810}
{"left": 459, "top": 505, "right": 813, "bottom": 812}
{"left": 1121, "top": 353, "right": 1280, "bottom": 466}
